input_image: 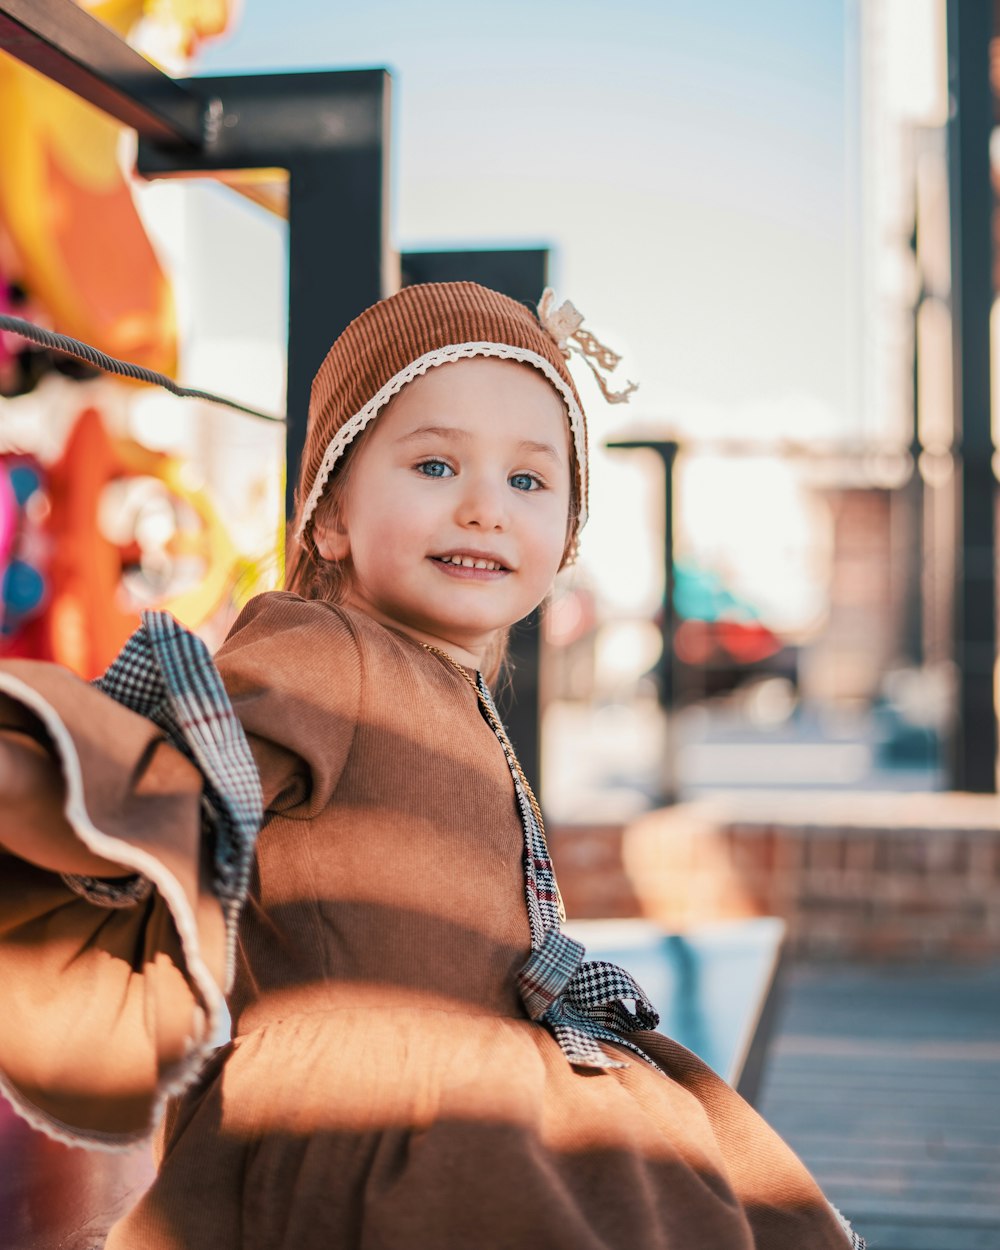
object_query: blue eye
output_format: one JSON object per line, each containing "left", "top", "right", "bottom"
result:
{"left": 510, "top": 472, "right": 542, "bottom": 492}
{"left": 416, "top": 459, "right": 454, "bottom": 478}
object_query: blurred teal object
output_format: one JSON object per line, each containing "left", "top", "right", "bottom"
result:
{"left": 872, "top": 698, "right": 941, "bottom": 770}
{"left": 7, "top": 463, "right": 41, "bottom": 506}
{"left": 673, "top": 560, "right": 761, "bottom": 623}
{"left": 0, "top": 452, "right": 49, "bottom": 643}
{"left": 3, "top": 559, "right": 44, "bottom": 613}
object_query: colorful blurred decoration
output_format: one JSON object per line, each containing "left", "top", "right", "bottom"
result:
{"left": 0, "top": 0, "right": 241, "bottom": 394}
{"left": 0, "top": 18, "right": 173, "bottom": 379}
{"left": 0, "top": 406, "right": 264, "bottom": 679}
{"left": 0, "top": 0, "right": 258, "bottom": 675}
{"left": 0, "top": 453, "right": 50, "bottom": 656}
{"left": 43, "top": 406, "right": 149, "bottom": 675}
{"left": 671, "top": 562, "right": 796, "bottom": 698}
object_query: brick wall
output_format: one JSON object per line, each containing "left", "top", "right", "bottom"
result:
{"left": 801, "top": 488, "right": 901, "bottom": 704}
{"left": 549, "top": 792, "right": 1000, "bottom": 959}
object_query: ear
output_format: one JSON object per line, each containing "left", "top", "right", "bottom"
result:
{"left": 313, "top": 517, "right": 350, "bottom": 562}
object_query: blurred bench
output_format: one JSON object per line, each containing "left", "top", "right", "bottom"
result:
{"left": 1, "top": 916, "right": 785, "bottom": 1249}
{"left": 565, "top": 915, "right": 787, "bottom": 1103}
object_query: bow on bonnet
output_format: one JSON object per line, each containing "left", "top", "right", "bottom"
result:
{"left": 537, "top": 288, "right": 638, "bottom": 405}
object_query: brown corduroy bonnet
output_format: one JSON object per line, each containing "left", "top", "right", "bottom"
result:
{"left": 292, "top": 281, "right": 636, "bottom": 556}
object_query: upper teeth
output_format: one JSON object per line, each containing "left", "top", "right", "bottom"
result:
{"left": 439, "top": 555, "right": 503, "bottom": 570}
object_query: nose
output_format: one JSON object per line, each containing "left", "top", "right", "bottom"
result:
{"left": 455, "top": 471, "right": 509, "bottom": 531}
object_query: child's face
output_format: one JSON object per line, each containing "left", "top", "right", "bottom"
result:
{"left": 315, "top": 356, "right": 572, "bottom": 667}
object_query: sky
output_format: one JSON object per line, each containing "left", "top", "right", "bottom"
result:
{"left": 172, "top": 0, "right": 854, "bottom": 627}
{"left": 193, "top": 0, "right": 852, "bottom": 434}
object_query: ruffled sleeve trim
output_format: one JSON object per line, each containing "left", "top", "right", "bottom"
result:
{"left": 0, "top": 608, "right": 267, "bottom": 1149}
{"left": 0, "top": 668, "right": 229, "bottom": 1150}
{"left": 0, "top": 668, "right": 223, "bottom": 999}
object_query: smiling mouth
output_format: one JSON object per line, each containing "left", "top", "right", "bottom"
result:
{"left": 431, "top": 554, "right": 511, "bottom": 574}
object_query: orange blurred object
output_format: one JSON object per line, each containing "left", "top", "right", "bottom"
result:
{"left": 43, "top": 408, "right": 141, "bottom": 675}
{"left": 0, "top": 61, "right": 175, "bottom": 374}
{"left": 0, "top": 0, "right": 242, "bottom": 376}
{"left": 40, "top": 406, "right": 249, "bottom": 678}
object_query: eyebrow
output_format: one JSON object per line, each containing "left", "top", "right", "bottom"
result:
{"left": 399, "top": 425, "right": 564, "bottom": 463}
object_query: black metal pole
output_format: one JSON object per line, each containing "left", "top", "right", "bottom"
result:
{"left": 946, "top": 0, "right": 997, "bottom": 791}
{"left": 286, "top": 142, "right": 392, "bottom": 518}
{"left": 401, "top": 250, "right": 549, "bottom": 793}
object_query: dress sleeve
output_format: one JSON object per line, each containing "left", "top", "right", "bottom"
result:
{"left": 0, "top": 663, "right": 226, "bottom": 1150}
{"left": 213, "top": 592, "right": 362, "bottom": 818}
{"left": 0, "top": 592, "right": 361, "bottom": 1151}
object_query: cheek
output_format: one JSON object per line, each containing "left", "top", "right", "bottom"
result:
{"left": 351, "top": 492, "right": 428, "bottom": 565}
{"left": 526, "top": 502, "right": 572, "bottom": 578}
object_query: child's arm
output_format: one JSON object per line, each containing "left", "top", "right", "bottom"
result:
{"left": 0, "top": 659, "right": 223, "bottom": 1150}
{"left": 0, "top": 730, "right": 133, "bottom": 876}
{"left": 0, "top": 594, "right": 356, "bottom": 1149}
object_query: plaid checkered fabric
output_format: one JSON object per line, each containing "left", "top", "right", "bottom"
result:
{"left": 91, "top": 611, "right": 263, "bottom": 907}
{"left": 477, "top": 677, "right": 662, "bottom": 1072}
{"left": 517, "top": 929, "right": 661, "bottom": 1070}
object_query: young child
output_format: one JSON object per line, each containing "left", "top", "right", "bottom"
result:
{"left": 0, "top": 282, "right": 864, "bottom": 1249}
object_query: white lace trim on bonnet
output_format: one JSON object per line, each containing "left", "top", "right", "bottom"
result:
{"left": 295, "top": 342, "right": 588, "bottom": 541}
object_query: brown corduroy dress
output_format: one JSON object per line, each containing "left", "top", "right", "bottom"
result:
{"left": 0, "top": 592, "right": 857, "bottom": 1249}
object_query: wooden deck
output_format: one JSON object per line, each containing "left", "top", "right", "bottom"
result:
{"left": 756, "top": 960, "right": 1000, "bottom": 1250}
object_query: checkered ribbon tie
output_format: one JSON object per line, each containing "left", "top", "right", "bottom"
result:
{"left": 92, "top": 611, "right": 263, "bottom": 906}
{"left": 517, "top": 929, "right": 660, "bottom": 1070}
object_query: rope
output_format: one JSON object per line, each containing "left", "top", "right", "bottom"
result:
{"left": 0, "top": 314, "right": 286, "bottom": 424}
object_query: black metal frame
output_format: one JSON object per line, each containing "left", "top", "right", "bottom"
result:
{"left": 1, "top": 0, "right": 393, "bottom": 524}
{"left": 946, "top": 0, "right": 997, "bottom": 791}
{"left": 138, "top": 70, "right": 393, "bottom": 520}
